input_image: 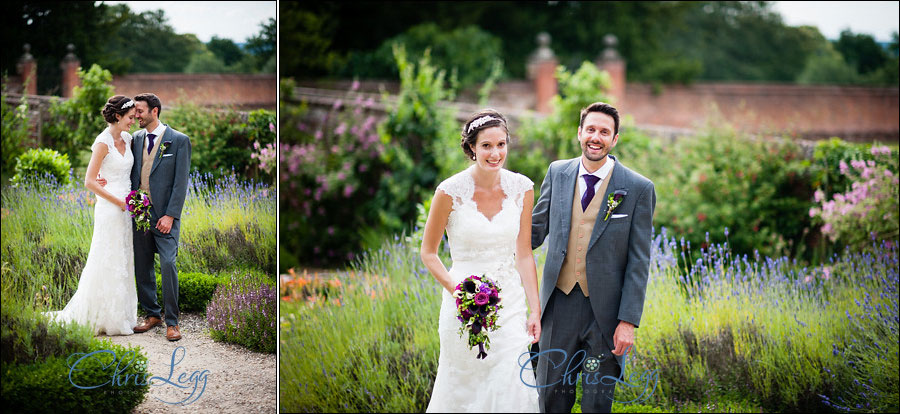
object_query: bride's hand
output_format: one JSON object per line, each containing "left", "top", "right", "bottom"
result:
{"left": 118, "top": 198, "right": 128, "bottom": 211}
{"left": 526, "top": 312, "right": 541, "bottom": 343}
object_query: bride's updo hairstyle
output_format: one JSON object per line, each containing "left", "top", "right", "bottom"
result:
{"left": 461, "top": 109, "right": 509, "bottom": 161}
{"left": 102, "top": 95, "right": 135, "bottom": 124}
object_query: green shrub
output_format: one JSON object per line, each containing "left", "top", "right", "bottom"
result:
{"left": 810, "top": 144, "right": 899, "bottom": 249}
{"left": 279, "top": 45, "right": 461, "bottom": 268}
{"left": 153, "top": 272, "right": 228, "bottom": 313}
{"left": 0, "top": 297, "right": 148, "bottom": 412}
{"left": 643, "top": 124, "right": 817, "bottom": 259}
{"left": 10, "top": 148, "right": 72, "bottom": 188}
{"left": 43, "top": 64, "right": 113, "bottom": 169}
{"left": 1, "top": 84, "right": 32, "bottom": 181}
{"left": 342, "top": 23, "right": 505, "bottom": 89}
{"left": 1, "top": 341, "right": 148, "bottom": 413}
{"left": 206, "top": 272, "right": 276, "bottom": 353}
{"left": 165, "top": 102, "right": 276, "bottom": 181}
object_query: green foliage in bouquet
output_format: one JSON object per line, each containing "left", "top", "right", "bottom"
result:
{"left": 43, "top": 64, "right": 113, "bottom": 169}
{"left": 10, "top": 148, "right": 72, "bottom": 187}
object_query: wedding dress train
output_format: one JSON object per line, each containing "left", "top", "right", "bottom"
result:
{"left": 47, "top": 128, "right": 138, "bottom": 335}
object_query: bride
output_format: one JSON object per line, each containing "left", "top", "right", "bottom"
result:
{"left": 420, "top": 110, "right": 541, "bottom": 412}
{"left": 46, "top": 95, "right": 138, "bottom": 336}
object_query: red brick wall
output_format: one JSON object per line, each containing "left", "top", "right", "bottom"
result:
{"left": 621, "top": 83, "right": 899, "bottom": 142}
{"left": 111, "top": 73, "right": 276, "bottom": 109}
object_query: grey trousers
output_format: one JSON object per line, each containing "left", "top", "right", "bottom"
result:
{"left": 134, "top": 226, "right": 180, "bottom": 326}
{"left": 536, "top": 285, "right": 618, "bottom": 413}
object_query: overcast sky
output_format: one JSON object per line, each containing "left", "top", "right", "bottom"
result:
{"left": 773, "top": 1, "right": 899, "bottom": 42}
{"left": 107, "top": 1, "right": 276, "bottom": 43}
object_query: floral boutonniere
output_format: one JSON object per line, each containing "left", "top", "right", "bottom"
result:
{"left": 604, "top": 190, "right": 627, "bottom": 221}
{"left": 158, "top": 141, "right": 172, "bottom": 159}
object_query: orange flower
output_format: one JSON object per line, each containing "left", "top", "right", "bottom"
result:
{"left": 328, "top": 278, "right": 342, "bottom": 288}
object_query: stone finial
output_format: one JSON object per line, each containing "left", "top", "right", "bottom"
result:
{"left": 531, "top": 32, "right": 556, "bottom": 62}
{"left": 63, "top": 44, "right": 78, "bottom": 62}
{"left": 19, "top": 43, "right": 34, "bottom": 63}
{"left": 527, "top": 31, "right": 559, "bottom": 114}
{"left": 601, "top": 34, "right": 621, "bottom": 61}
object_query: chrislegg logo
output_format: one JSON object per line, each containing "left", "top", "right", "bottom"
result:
{"left": 518, "top": 345, "right": 659, "bottom": 404}
{"left": 67, "top": 346, "right": 210, "bottom": 405}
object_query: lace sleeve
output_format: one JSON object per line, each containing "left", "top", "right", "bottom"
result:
{"left": 503, "top": 170, "right": 534, "bottom": 208}
{"left": 121, "top": 130, "right": 133, "bottom": 146}
{"left": 436, "top": 170, "right": 473, "bottom": 210}
{"left": 92, "top": 130, "right": 113, "bottom": 153}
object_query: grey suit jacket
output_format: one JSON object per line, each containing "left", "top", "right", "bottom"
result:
{"left": 532, "top": 155, "right": 656, "bottom": 342}
{"left": 131, "top": 124, "right": 192, "bottom": 240}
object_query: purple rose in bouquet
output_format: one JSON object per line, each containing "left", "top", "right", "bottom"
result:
{"left": 453, "top": 274, "right": 502, "bottom": 359}
{"left": 126, "top": 189, "right": 152, "bottom": 232}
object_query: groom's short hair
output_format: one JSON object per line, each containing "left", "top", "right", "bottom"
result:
{"left": 134, "top": 93, "right": 162, "bottom": 117}
{"left": 579, "top": 102, "right": 619, "bottom": 136}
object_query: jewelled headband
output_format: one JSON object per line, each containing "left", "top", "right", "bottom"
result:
{"left": 466, "top": 115, "right": 499, "bottom": 134}
{"left": 121, "top": 99, "right": 135, "bottom": 109}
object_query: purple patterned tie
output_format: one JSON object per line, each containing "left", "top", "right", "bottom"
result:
{"left": 581, "top": 174, "right": 601, "bottom": 212}
{"left": 147, "top": 133, "right": 157, "bottom": 154}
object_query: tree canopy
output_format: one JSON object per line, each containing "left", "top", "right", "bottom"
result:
{"left": 1, "top": 2, "right": 275, "bottom": 95}
{"left": 281, "top": 1, "right": 898, "bottom": 87}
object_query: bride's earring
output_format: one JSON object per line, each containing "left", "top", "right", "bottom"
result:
{"left": 472, "top": 155, "right": 476, "bottom": 161}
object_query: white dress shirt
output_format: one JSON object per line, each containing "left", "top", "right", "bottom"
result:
{"left": 577, "top": 157, "right": 615, "bottom": 200}
{"left": 144, "top": 123, "right": 167, "bottom": 152}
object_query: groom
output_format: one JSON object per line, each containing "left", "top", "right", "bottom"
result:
{"left": 531, "top": 102, "right": 655, "bottom": 413}
{"left": 130, "top": 93, "right": 192, "bottom": 341}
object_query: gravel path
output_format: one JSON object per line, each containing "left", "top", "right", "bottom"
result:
{"left": 105, "top": 313, "right": 276, "bottom": 414}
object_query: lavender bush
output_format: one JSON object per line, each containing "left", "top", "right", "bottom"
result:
{"left": 206, "top": 272, "right": 276, "bottom": 353}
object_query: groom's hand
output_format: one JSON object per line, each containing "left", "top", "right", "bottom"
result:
{"left": 156, "top": 215, "right": 174, "bottom": 234}
{"left": 612, "top": 320, "right": 635, "bottom": 356}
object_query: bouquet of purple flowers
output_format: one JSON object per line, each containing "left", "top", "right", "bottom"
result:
{"left": 126, "top": 189, "right": 152, "bottom": 232}
{"left": 453, "top": 274, "right": 502, "bottom": 359}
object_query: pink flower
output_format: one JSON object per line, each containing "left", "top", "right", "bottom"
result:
{"left": 885, "top": 170, "right": 894, "bottom": 177}
{"left": 351, "top": 80, "right": 360, "bottom": 91}
{"left": 814, "top": 190, "right": 825, "bottom": 202}
{"left": 839, "top": 160, "right": 849, "bottom": 175}
{"left": 335, "top": 123, "right": 347, "bottom": 135}
{"left": 269, "top": 123, "right": 275, "bottom": 132}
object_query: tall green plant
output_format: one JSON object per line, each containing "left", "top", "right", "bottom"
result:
{"left": 510, "top": 61, "right": 613, "bottom": 191}
{"left": 1, "top": 84, "right": 32, "bottom": 181}
{"left": 43, "top": 64, "right": 113, "bottom": 169}
{"left": 374, "top": 44, "right": 462, "bottom": 236}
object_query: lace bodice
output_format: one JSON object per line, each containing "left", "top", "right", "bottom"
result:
{"left": 437, "top": 166, "right": 534, "bottom": 268}
{"left": 93, "top": 128, "right": 134, "bottom": 196}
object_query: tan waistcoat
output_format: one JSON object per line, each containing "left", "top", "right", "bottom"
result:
{"left": 556, "top": 168, "right": 613, "bottom": 296}
{"left": 140, "top": 136, "right": 161, "bottom": 199}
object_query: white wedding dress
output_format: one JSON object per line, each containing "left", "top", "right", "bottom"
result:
{"left": 427, "top": 166, "right": 540, "bottom": 413}
{"left": 47, "top": 128, "right": 137, "bottom": 335}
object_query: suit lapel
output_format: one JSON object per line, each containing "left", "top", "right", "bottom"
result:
{"left": 557, "top": 158, "right": 580, "bottom": 243}
{"left": 588, "top": 156, "right": 625, "bottom": 251}
{"left": 149, "top": 125, "right": 169, "bottom": 176}
{"left": 133, "top": 130, "right": 145, "bottom": 173}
